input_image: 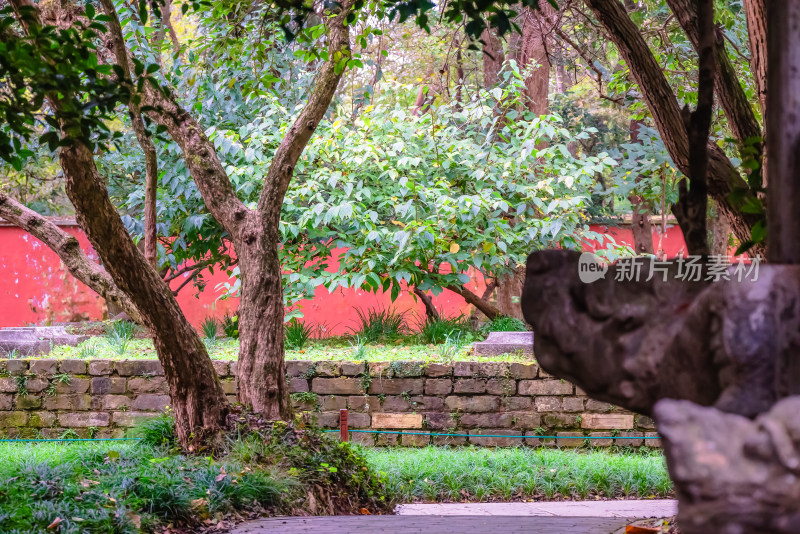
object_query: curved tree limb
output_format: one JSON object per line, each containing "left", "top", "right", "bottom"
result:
{"left": 413, "top": 286, "right": 440, "bottom": 321}
{"left": 446, "top": 284, "right": 502, "bottom": 320}
{"left": 0, "top": 195, "right": 143, "bottom": 324}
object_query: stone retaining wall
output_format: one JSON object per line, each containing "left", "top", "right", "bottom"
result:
{"left": 0, "top": 359, "right": 658, "bottom": 446}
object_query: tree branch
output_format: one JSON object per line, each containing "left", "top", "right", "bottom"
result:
{"left": 0, "top": 195, "right": 143, "bottom": 323}
{"left": 446, "top": 284, "right": 503, "bottom": 320}
{"left": 413, "top": 286, "right": 440, "bottom": 321}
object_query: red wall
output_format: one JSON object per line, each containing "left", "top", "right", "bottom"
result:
{"left": 0, "top": 221, "right": 688, "bottom": 333}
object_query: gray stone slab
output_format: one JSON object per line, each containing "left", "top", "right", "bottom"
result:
{"left": 395, "top": 500, "right": 678, "bottom": 518}
{"left": 229, "top": 516, "right": 631, "bottom": 534}
{"left": 0, "top": 326, "right": 89, "bottom": 357}
{"left": 473, "top": 331, "right": 534, "bottom": 356}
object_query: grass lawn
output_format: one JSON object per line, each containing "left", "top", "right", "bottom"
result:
{"left": 363, "top": 446, "right": 673, "bottom": 502}
{"left": 45, "top": 337, "right": 531, "bottom": 363}
{"left": 0, "top": 440, "right": 671, "bottom": 533}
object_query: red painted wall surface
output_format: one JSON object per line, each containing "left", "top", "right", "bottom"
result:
{"left": 0, "top": 221, "right": 688, "bottom": 333}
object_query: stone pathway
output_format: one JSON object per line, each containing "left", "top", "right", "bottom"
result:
{"left": 230, "top": 500, "right": 677, "bottom": 534}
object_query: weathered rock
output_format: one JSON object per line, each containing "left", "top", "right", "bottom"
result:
{"left": 0, "top": 326, "right": 89, "bottom": 356}
{"left": 656, "top": 397, "right": 800, "bottom": 533}
{"left": 473, "top": 331, "right": 534, "bottom": 356}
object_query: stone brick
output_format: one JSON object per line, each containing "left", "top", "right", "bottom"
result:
{"left": 288, "top": 378, "right": 309, "bottom": 393}
{"left": 0, "top": 378, "right": 18, "bottom": 393}
{"left": 511, "top": 413, "right": 542, "bottom": 430}
{"left": 59, "top": 412, "right": 110, "bottom": 428}
{"left": 414, "top": 396, "right": 444, "bottom": 412}
{"left": 431, "top": 434, "right": 468, "bottom": 446}
{"left": 454, "top": 379, "right": 486, "bottom": 394}
{"left": 371, "top": 413, "right": 423, "bottom": 429}
{"left": 581, "top": 414, "right": 635, "bottom": 430}
{"left": 456, "top": 362, "right": 508, "bottom": 377}
{"left": 112, "top": 411, "right": 154, "bottom": 427}
{"left": 314, "top": 412, "right": 340, "bottom": 428}
{"left": 373, "top": 396, "right": 411, "bottom": 412}
{"left": 614, "top": 432, "right": 644, "bottom": 447}
{"left": 312, "top": 378, "right": 363, "bottom": 395}
{"left": 114, "top": 360, "right": 164, "bottom": 377}
{"left": 230, "top": 362, "right": 238, "bottom": 376}
{"left": 387, "top": 362, "right": 426, "bottom": 377}
{"left": 509, "top": 363, "right": 538, "bottom": 379}
{"left": 25, "top": 378, "right": 49, "bottom": 393}
{"left": 346, "top": 396, "right": 371, "bottom": 412}
{"left": 644, "top": 432, "right": 661, "bottom": 448}
{"left": 55, "top": 378, "right": 91, "bottom": 394}
{"left": 534, "top": 396, "right": 563, "bottom": 412}
{"left": 557, "top": 431, "right": 585, "bottom": 448}
{"left": 45, "top": 394, "right": 91, "bottom": 411}
{"left": 0, "top": 394, "right": 11, "bottom": 410}
{"left": 14, "top": 395, "right": 41, "bottom": 410}
{"left": 424, "top": 363, "right": 452, "bottom": 377}
{"left": 425, "top": 412, "right": 458, "bottom": 431}
{"left": 501, "top": 397, "right": 533, "bottom": 411}
{"left": 351, "top": 432, "right": 376, "bottom": 447}
{"left": 401, "top": 432, "right": 430, "bottom": 447}
{"left": 91, "top": 377, "right": 126, "bottom": 395}
{"left": 341, "top": 362, "right": 366, "bottom": 376}
{"left": 460, "top": 413, "right": 513, "bottom": 428}
{"left": 368, "top": 362, "right": 390, "bottom": 377}
{"left": 28, "top": 412, "right": 56, "bottom": 428}
{"left": 575, "top": 386, "right": 587, "bottom": 396}
{"left": 212, "top": 361, "right": 229, "bottom": 377}
{"left": 425, "top": 379, "right": 452, "bottom": 395}
{"left": 59, "top": 360, "right": 87, "bottom": 374}
{"left": 315, "top": 362, "right": 341, "bottom": 377}
{"left": 543, "top": 413, "right": 579, "bottom": 428}
{"left": 347, "top": 412, "right": 371, "bottom": 429}
{"left": 486, "top": 378, "right": 515, "bottom": 396}
{"left": 562, "top": 397, "right": 585, "bottom": 412}
{"left": 99, "top": 395, "right": 131, "bottom": 410}
{"left": 6, "top": 360, "right": 28, "bottom": 375}
{"left": 320, "top": 396, "right": 348, "bottom": 411}
{"left": 375, "top": 432, "right": 400, "bottom": 446}
{"left": 469, "top": 429, "right": 522, "bottom": 447}
{"left": 637, "top": 415, "right": 657, "bottom": 430}
{"left": 538, "top": 369, "right": 554, "bottom": 379}
{"left": 368, "top": 378, "right": 424, "bottom": 395}
{"left": 29, "top": 359, "right": 58, "bottom": 376}
{"left": 519, "top": 380, "right": 573, "bottom": 396}
{"left": 220, "top": 379, "right": 237, "bottom": 395}
{"left": 588, "top": 432, "right": 613, "bottom": 447}
{"left": 445, "top": 396, "right": 500, "bottom": 413}
{"left": 453, "top": 362, "right": 474, "bottom": 377}
{"left": 286, "top": 361, "right": 312, "bottom": 377}
{"left": 132, "top": 394, "right": 170, "bottom": 412}
{"left": 89, "top": 360, "right": 113, "bottom": 376}
{"left": 0, "top": 411, "right": 28, "bottom": 427}
{"left": 585, "top": 399, "right": 614, "bottom": 412}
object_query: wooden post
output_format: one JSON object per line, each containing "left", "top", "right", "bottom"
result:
{"left": 339, "top": 408, "right": 349, "bottom": 442}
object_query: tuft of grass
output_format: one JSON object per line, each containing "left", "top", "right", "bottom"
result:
{"left": 201, "top": 316, "right": 219, "bottom": 342}
{"left": 351, "top": 307, "right": 408, "bottom": 342}
{"left": 105, "top": 320, "right": 136, "bottom": 356}
{"left": 130, "top": 412, "right": 176, "bottom": 447}
{"left": 285, "top": 318, "right": 314, "bottom": 350}
{"left": 418, "top": 315, "right": 475, "bottom": 344}
{"left": 482, "top": 316, "right": 528, "bottom": 333}
{"left": 364, "top": 446, "right": 672, "bottom": 502}
{"left": 77, "top": 340, "right": 98, "bottom": 359}
{"left": 221, "top": 312, "right": 239, "bottom": 339}
{"left": 439, "top": 332, "right": 468, "bottom": 360}
{"left": 349, "top": 334, "right": 366, "bottom": 360}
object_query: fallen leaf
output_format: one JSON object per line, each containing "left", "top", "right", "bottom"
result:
{"left": 126, "top": 512, "right": 142, "bottom": 529}
{"left": 360, "top": 508, "right": 371, "bottom": 515}
{"left": 47, "top": 517, "right": 62, "bottom": 529}
{"left": 625, "top": 526, "right": 661, "bottom": 534}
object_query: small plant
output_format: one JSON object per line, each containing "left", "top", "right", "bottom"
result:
{"left": 201, "top": 316, "right": 219, "bottom": 342}
{"left": 131, "top": 411, "right": 176, "bottom": 447}
{"left": 15, "top": 375, "right": 28, "bottom": 397}
{"left": 2, "top": 348, "right": 20, "bottom": 359}
{"left": 350, "top": 307, "right": 407, "bottom": 342}
{"left": 482, "top": 316, "right": 528, "bottom": 333}
{"left": 291, "top": 392, "right": 321, "bottom": 412}
{"left": 285, "top": 318, "right": 314, "bottom": 350}
{"left": 358, "top": 367, "right": 373, "bottom": 393}
{"left": 45, "top": 373, "right": 71, "bottom": 396}
{"left": 77, "top": 340, "right": 98, "bottom": 359}
{"left": 417, "top": 315, "right": 473, "bottom": 344}
{"left": 105, "top": 320, "right": 135, "bottom": 355}
{"left": 439, "top": 332, "right": 466, "bottom": 360}
{"left": 59, "top": 429, "right": 80, "bottom": 439}
{"left": 349, "top": 334, "right": 366, "bottom": 360}
{"left": 221, "top": 312, "right": 239, "bottom": 339}
{"left": 302, "top": 362, "right": 319, "bottom": 380}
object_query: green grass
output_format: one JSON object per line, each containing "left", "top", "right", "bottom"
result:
{"left": 46, "top": 337, "right": 531, "bottom": 363}
{"left": 0, "top": 440, "right": 292, "bottom": 533}
{"left": 363, "top": 447, "right": 672, "bottom": 502}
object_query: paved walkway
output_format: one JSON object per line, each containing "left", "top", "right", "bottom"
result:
{"left": 230, "top": 500, "right": 677, "bottom": 534}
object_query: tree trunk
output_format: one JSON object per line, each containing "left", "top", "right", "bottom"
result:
{"left": 515, "top": 4, "right": 555, "bottom": 115}
{"left": 584, "top": 0, "right": 761, "bottom": 255}
{"left": 628, "top": 120, "right": 655, "bottom": 255}
{"left": 413, "top": 287, "right": 440, "bottom": 321}
{"left": 481, "top": 28, "right": 505, "bottom": 87}
{"left": 0, "top": 194, "right": 143, "bottom": 323}
{"left": 744, "top": 0, "right": 767, "bottom": 121}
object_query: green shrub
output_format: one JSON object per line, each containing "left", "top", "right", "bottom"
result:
{"left": 351, "top": 307, "right": 407, "bottom": 342}
{"left": 482, "top": 316, "right": 528, "bottom": 333}
{"left": 285, "top": 318, "right": 314, "bottom": 350}
{"left": 221, "top": 313, "right": 239, "bottom": 339}
{"left": 130, "top": 413, "right": 176, "bottom": 447}
{"left": 418, "top": 315, "right": 474, "bottom": 344}
{"left": 201, "top": 316, "right": 219, "bottom": 342}
{"left": 105, "top": 320, "right": 136, "bottom": 355}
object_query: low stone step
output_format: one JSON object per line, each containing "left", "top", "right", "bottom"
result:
{"left": 0, "top": 326, "right": 89, "bottom": 357}
{"left": 473, "top": 331, "right": 534, "bottom": 357}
